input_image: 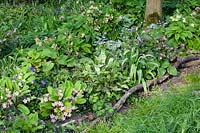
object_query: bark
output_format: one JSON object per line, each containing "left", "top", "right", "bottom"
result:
{"left": 145, "top": 0, "right": 162, "bottom": 24}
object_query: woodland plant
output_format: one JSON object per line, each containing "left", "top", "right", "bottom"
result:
{"left": 166, "top": 7, "right": 200, "bottom": 52}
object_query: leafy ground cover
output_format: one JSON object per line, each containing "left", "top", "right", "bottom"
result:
{"left": 0, "top": 0, "right": 200, "bottom": 132}
{"left": 87, "top": 68, "right": 200, "bottom": 133}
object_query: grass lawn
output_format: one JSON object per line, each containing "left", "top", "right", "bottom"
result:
{"left": 87, "top": 68, "right": 200, "bottom": 133}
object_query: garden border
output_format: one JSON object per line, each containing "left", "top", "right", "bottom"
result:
{"left": 60, "top": 55, "right": 200, "bottom": 132}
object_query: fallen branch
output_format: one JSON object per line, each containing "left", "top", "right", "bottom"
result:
{"left": 61, "top": 55, "right": 200, "bottom": 131}
{"left": 113, "top": 55, "right": 200, "bottom": 111}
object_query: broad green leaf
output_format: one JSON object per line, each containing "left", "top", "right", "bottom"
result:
{"left": 81, "top": 44, "right": 92, "bottom": 54}
{"left": 32, "top": 125, "right": 45, "bottom": 131}
{"left": 42, "top": 62, "right": 54, "bottom": 72}
{"left": 42, "top": 48, "right": 57, "bottom": 59}
{"left": 64, "top": 101, "right": 71, "bottom": 108}
{"left": 57, "top": 55, "right": 68, "bottom": 65}
{"left": 24, "top": 73, "right": 32, "bottom": 80}
{"left": 137, "top": 69, "right": 143, "bottom": 84}
{"left": 97, "top": 50, "right": 106, "bottom": 64}
{"left": 47, "top": 86, "right": 57, "bottom": 96}
{"left": 5, "top": 77, "right": 12, "bottom": 89}
{"left": 40, "top": 109, "right": 51, "bottom": 117}
{"left": 142, "top": 78, "right": 147, "bottom": 93}
{"left": 157, "top": 68, "right": 166, "bottom": 77}
{"left": 161, "top": 60, "right": 170, "bottom": 68}
{"left": 66, "top": 57, "right": 76, "bottom": 67}
{"left": 63, "top": 81, "right": 73, "bottom": 98}
{"left": 175, "top": 34, "right": 180, "bottom": 41}
{"left": 75, "top": 81, "right": 82, "bottom": 91}
{"left": 57, "top": 34, "right": 66, "bottom": 42}
{"left": 18, "top": 104, "right": 30, "bottom": 115}
{"left": 27, "top": 112, "right": 38, "bottom": 124}
{"left": 167, "top": 65, "right": 178, "bottom": 76}
{"left": 27, "top": 76, "right": 35, "bottom": 83}
{"left": 19, "top": 85, "right": 30, "bottom": 97}
{"left": 40, "top": 102, "right": 53, "bottom": 109}
{"left": 75, "top": 98, "right": 86, "bottom": 104}
{"left": 130, "top": 64, "right": 137, "bottom": 82}
{"left": 106, "top": 58, "right": 114, "bottom": 67}
{"left": 94, "top": 66, "right": 100, "bottom": 75}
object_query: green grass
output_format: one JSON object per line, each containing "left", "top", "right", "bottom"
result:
{"left": 86, "top": 69, "right": 200, "bottom": 133}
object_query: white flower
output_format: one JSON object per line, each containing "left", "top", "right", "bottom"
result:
{"left": 2, "top": 103, "right": 7, "bottom": 108}
{"left": 5, "top": 88, "right": 10, "bottom": 93}
{"left": 118, "top": 16, "right": 123, "bottom": 21}
{"left": 8, "top": 99, "right": 13, "bottom": 105}
{"left": 0, "top": 96, "right": 3, "bottom": 100}
{"left": 62, "top": 116, "right": 66, "bottom": 121}
{"left": 191, "top": 11, "right": 197, "bottom": 16}
{"left": 18, "top": 82, "right": 23, "bottom": 87}
{"left": 191, "top": 23, "right": 195, "bottom": 27}
{"left": 176, "top": 14, "right": 182, "bottom": 20}
{"left": 6, "top": 93, "right": 12, "bottom": 98}
{"left": 18, "top": 73, "right": 23, "bottom": 80}
{"left": 60, "top": 106, "right": 66, "bottom": 111}
{"left": 44, "top": 97, "right": 48, "bottom": 102}
{"left": 182, "top": 18, "right": 186, "bottom": 23}
{"left": 27, "top": 98, "right": 30, "bottom": 102}
{"left": 23, "top": 99, "right": 28, "bottom": 104}
{"left": 13, "top": 91, "right": 19, "bottom": 97}
{"left": 52, "top": 102, "right": 56, "bottom": 107}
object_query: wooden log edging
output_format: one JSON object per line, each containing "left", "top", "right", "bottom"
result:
{"left": 61, "top": 55, "right": 200, "bottom": 131}
{"left": 113, "top": 55, "right": 200, "bottom": 111}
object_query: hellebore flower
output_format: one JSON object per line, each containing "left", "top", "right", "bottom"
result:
{"left": 195, "top": 7, "right": 200, "bottom": 11}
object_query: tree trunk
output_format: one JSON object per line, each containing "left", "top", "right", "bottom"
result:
{"left": 145, "top": 0, "right": 162, "bottom": 24}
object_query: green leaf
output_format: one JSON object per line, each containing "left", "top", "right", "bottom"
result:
{"left": 75, "top": 81, "right": 82, "bottom": 91}
{"left": 94, "top": 65, "right": 100, "bottom": 75}
{"left": 161, "top": 60, "right": 170, "bottom": 68}
{"left": 18, "top": 104, "right": 30, "bottom": 115}
{"left": 175, "top": 34, "right": 180, "bottom": 41}
{"left": 137, "top": 69, "right": 143, "bottom": 84}
{"left": 129, "top": 64, "right": 134, "bottom": 79}
{"left": 42, "top": 62, "right": 54, "bottom": 72}
{"left": 63, "top": 81, "right": 73, "bottom": 98}
{"left": 142, "top": 78, "right": 147, "bottom": 93}
{"left": 106, "top": 58, "right": 114, "bottom": 68}
{"left": 57, "top": 55, "right": 68, "bottom": 65}
{"left": 19, "top": 88, "right": 31, "bottom": 97}
{"left": 76, "top": 97, "right": 86, "bottom": 104}
{"left": 40, "top": 102, "right": 53, "bottom": 109}
{"left": 167, "top": 65, "right": 178, "bottom": 76}
{"left": 27, "top": 112, "right": 38, "bottom": 124}
{"left": 47, "top": 86, "right": 57, "bottom": 96}
{"left": 81, "top": 44, "right": 92, "bottom": 54}
{"left": 157, "top": 68, "right": 166, "bottom": 77}
{"left": 97, "top": 50, "right": 106, "bottom": 64}
{"left": 32, "top": 125, "right": 45, "bottom": 132}
{"left": 5, "top": 77, "right": 12, "bottom": 89}
{"left": 42, "top": 48, "right": 57, "bottom": 59}
{"left": 57, "top": 34, "right": 66, "bottom": 42}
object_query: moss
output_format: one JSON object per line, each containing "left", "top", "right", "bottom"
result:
{"left": 146, "top": 12, "right": 161, "bottom": 24}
